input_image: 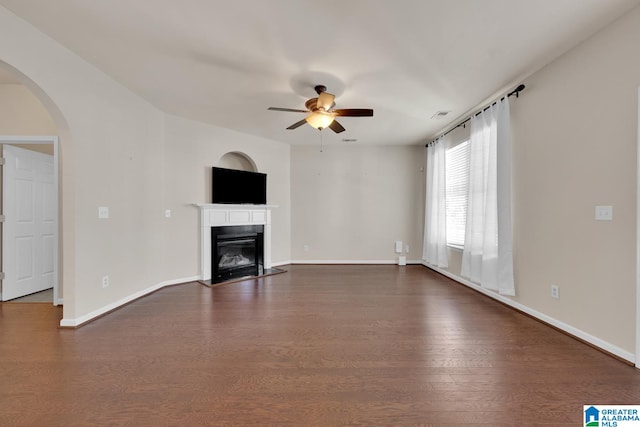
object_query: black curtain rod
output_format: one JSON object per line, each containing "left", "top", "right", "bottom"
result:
{"left": 425, "top": 84, "right": 526, "bottom": 147}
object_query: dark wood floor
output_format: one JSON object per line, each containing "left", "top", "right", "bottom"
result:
{"left": 1, "top": 265, "right": 639, "bottom": 426}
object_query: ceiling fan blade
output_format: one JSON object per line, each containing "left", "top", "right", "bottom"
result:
{"left": 317, "top": 92, "right": 335, "bottom": 111}
{"left": 333, "top": 109, "right": 374, "bottom": 117}
{"left": 286, "top": 118, "right": 308, "bottom": 130}
{"left": 329, "top": 120, "right": 346, "bottom": 133}
{"left": 268, "top": 107, "right": 309, "bottom": 113}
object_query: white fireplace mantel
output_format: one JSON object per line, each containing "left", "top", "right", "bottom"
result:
{"left": 195, "top": 204, "right": 276, "bottom": 281}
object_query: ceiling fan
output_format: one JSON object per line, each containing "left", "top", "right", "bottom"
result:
{"left": 268, "top": 85, "right": 373, "bottom": 133}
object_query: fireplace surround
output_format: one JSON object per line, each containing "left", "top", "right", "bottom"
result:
{"left": 196, "top": 204, "right": 274, "bottom": 283}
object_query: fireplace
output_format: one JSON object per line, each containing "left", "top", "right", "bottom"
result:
{"left": 196, "top": 204, "right": 273, "bottom": 283}
{"left": 211, "top": 225, "right": 264, "bottom": 283}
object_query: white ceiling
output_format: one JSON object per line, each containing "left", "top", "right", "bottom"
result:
{"left": 1, "top": 0, "right": 639, "bottom": 146}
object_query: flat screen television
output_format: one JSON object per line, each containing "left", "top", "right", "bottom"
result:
{"left": 212, "top": 167, "right": 267, "bottom": 205}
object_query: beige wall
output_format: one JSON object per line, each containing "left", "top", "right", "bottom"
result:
{"left": 161, "top": 114, "right": 291, "bottom": 279}
{"left": 2, "top": 1, "right": 639, "bottom": 358}
{"left": 291, "top": 144, "right": 424, "bottom": 262}
{"left": 0, "top": 5, "right": 290, "bottom": 323}
{"left": 435, "top": 7, "right": 640, "bottom": 356}
{"left": 0, "top": 84, "right": 57, "bottom": 135}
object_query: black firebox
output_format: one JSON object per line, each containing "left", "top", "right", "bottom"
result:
{"left": 211, "top": 225, "right": 264, "bottom": 283}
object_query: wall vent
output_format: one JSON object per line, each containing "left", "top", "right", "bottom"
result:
{"left": 431, "top": 111, "right": 451, "bottom": 120}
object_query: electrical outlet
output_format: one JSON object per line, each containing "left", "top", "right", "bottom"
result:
{"left": 102, "top": 275, "right": 109, "bottom": 288}
{"left": 98, "top": 206, "right": 109, "bottom": 219}
{"left": 303, "top": 245, "right": 309, "bottom": 252}
{"left": 595, "top": 205, "right": 613, "bottom": 221}
{"left": 164, "top": 209, "right": 172, "bottom": 218}
{"left": 551, "top": 284, "right": 559, "bottom": 299}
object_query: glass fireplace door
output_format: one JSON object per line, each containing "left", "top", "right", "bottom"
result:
{"left": 211, "top": 225, "right": 264, "bottom": 283}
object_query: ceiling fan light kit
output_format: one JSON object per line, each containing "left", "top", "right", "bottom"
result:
{"left": 305, "top": 111, "right": 335, "bottom": 130}
{"left": 268, "top": 84, "right": 373, "bottom": 134}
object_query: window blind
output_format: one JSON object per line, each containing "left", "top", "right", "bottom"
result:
{"left": 445, "top": 140, "right": 470, "bottom": 247}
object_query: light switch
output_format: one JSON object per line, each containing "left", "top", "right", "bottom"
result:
{"left": 595, "top": 205, "right": 613, "bottom": 221}
{"left": 164, "top": 209, "right": 172, "bottom": 218}
{"left": 98, "top": 206, "right": 109, "bottom": 219}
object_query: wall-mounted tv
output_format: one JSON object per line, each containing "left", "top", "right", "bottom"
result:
{"left": 212, "top": 167, "right": 267, "bottom": 205}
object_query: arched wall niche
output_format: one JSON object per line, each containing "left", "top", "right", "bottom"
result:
{"left": 217, "top": 152, "right": 258, "bottom": 172}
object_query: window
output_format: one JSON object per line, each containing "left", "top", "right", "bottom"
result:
{"left": 445, "top": 140, "right": 470, "bottom": 248}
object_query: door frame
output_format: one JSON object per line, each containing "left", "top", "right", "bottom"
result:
{"left": 636, "top": 87, "right": 640, "bottom": 368}
{"left": 1, "top": 136, "right": 59, "bottom": 305}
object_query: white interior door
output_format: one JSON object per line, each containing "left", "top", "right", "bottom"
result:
{"left": 2, "top": 144, "right": 55, "bottom": 301}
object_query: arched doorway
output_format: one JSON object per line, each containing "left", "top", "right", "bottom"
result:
{"left": 0, "top": 61, "right": 69, "bottom": 307}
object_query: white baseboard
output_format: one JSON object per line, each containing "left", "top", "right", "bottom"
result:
{"left": 424, "top": 262, "right": 635, "bottom": 364}
{"left": 289, "top": 259, "right": 423, "bottom": 265}
{"left": 59, "top": 275, "right": 201, "bottom": 328}
{"left": 271, "top": 260, "right": 292, "bottom": 267}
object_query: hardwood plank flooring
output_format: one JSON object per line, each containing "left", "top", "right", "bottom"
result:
{"left": 1, "top": 265, "right": 639, "bottom": 425}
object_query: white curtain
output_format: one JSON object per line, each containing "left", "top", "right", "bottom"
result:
{"left": 460, "top": 98, "right": 515, "bottom": 295}
{"left": 423, "top": 137, "right": 448, "bottom": 268}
